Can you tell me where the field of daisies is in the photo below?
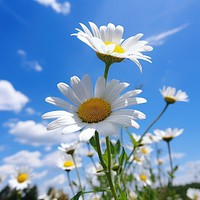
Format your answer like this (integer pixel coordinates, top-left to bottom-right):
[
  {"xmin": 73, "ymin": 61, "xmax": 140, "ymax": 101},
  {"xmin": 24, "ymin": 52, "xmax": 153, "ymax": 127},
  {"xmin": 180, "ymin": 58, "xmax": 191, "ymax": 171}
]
[{"xmin": 1, "ymin": 22, "xmax": 200, "ymax": 200}]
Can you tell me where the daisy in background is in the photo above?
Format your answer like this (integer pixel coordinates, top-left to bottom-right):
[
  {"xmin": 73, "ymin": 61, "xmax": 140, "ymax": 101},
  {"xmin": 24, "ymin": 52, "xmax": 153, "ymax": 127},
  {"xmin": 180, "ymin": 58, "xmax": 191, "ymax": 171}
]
[
  {"xmin": 160, "ymin": 86, "xmax": 189, "ymax": 104},
  {"xmin": 186, "ymin": 188, "xmax": 200, "ymax": 200},
  {"xmin": 72, "ymin": 22, "xmax": 153, "ymax": 71},
  {"xmin": 58, "ymin": 141, "xmax": 79, "ymax": 155},
  {"xmin": 8, "ymin": 166, "xmax": 32, "ymax": 191},
  {"xmin": 57, "ymin": 152, "xmax": 82, "ymax": 171},
  {"xmin": 154, "ymin": 128, "xmax": 184, "ymax": 142},
  {"xmin": 135, "ymin": 169, "xmax": 151, "ymax": 187},
  {"xmin": 42, "ymin": 74, "xmax": 146, "ymax": 142}
]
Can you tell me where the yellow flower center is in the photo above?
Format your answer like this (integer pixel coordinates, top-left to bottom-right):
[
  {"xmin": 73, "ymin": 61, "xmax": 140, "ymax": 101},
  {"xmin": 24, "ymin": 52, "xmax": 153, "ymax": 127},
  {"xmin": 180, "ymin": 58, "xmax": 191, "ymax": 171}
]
[
  {"xmin": 63, "ymin": 160, "xmax": 74, "ymax": 168},
  {"xmin": 78, "ymin": 98, "xmax": 111, "ymax": 123},
  {"xmin": 164, "ymin": 96, "xmax": 176, "ymax": 104},
  {"xmin": 141, "ymin": 148, "xmax": 148, "ymax": 154},
  {"xmin": 104, "ymin": 41, "xmax": 125, "ymax": 54},
  {"xmin": 17, "ymin": 173, "xmax": 28, "ymax": 183},
  {"xmin": 140, "ymin": 174, "xmax": 147, "ymax": 182}
]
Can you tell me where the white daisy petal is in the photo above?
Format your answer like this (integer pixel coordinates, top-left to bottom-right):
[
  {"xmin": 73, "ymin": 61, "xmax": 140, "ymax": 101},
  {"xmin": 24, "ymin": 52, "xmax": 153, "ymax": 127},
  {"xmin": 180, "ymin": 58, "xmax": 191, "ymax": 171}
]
[
  {"xmin": 57, "ymin": 82, "xmax": 81, "ymax": 106},
  {"xmin": 89, "ymin": 21, "xmax": 101, "ymax": 38},
  {"xmin": 45, "ymin": 97, "xmax": 77, "ymax": 110},
  {"xmin": 95, "ymin": 76, "xmax": 106, "ymax": 97},
  {"xmin": 79, "ymin": 127, "xmax": 96, "ymax": 142},
  {"xmin": 42, "ymin": 110, "xmax": 73, "ymax": 119}
]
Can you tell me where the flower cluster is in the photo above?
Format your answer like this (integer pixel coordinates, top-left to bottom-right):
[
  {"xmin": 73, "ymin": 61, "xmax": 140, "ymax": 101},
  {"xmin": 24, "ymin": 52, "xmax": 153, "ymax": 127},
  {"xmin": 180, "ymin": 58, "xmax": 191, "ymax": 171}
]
[{"xmin": 3, "ymin": 22, "xmax": 190, "ymax": 200}]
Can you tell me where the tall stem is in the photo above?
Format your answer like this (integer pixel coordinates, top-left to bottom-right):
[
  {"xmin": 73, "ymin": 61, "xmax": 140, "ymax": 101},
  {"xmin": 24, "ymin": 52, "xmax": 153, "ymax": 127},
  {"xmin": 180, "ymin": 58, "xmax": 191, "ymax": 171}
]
[
  {"xmin": 71, "ymin": 155, "xmax": 84, "ymax": 200},
  {"xmin": 95, "ymin": 132, "xmax": 118, "ymax": 200},
  {"xmin": 106, "ymin": 136, "xmax": 118, "ymax": 200},
  {"xmin": 104, "ymin": 62, "xmax": 111, "ymax": 81},
  {"xmin": 125, "ymin": 103, "xmax": 169, "ymax": 170},
  {"xmin": 66, "ymin": 170, "xmax": 75, "ymax": 196},
  {"xmin": 140, "ymin": 103, "xmax": 169, "ymax": 141},
  {"xmin": 167, "ymin": 141, "xmax": 173, "ymax": 175}
]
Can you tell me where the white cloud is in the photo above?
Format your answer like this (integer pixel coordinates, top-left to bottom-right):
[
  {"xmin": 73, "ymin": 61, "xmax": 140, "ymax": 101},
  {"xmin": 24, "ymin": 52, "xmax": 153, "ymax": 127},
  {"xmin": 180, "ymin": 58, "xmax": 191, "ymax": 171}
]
[
  {"xmin": 161, "ymin": 152, "xmax": 185, "ymax": 164},
  {"xmin": 33, "ymin": 170, "xmax": 48, "ymax": 180},
  {"xmin": 35, "ymin": 0, "xmax": 70, "ymax": 15},
  {"xmin": 7, "ymin": 120, "xmax": 79, "ymax": 146},
  {"xmin": 146, "ymin": 24, "xmax": 188, "ymax": 46},
  {"xmin": 43, "ymin": 174, "xmax": 67, "ymax": 187},
  {"xmin": 3, "ymin": 150, "xmax": 43, "ymax": 168},
  {"xmin": 174, "ymin": 160, "xmax": 200, "ymax": 185},
  {"xmin": 17, "ymin": 49, "xmax": 43, "ymax": 72},
  {"xmin": 0, "ymin": 80, "xmax": 29, "ymax": 112}
]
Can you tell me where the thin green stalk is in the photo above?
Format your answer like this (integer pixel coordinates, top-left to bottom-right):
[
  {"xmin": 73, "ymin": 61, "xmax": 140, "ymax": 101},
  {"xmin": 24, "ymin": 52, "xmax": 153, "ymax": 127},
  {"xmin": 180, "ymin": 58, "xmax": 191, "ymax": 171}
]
[
  {"xmin": 140, "ymin": 103, "xmax": 169, "ymax": 141},
  {"xmin": 94, "ymin": 131, "xmax": 107, "ymax": 170},
  {"xmin": 124, "ymin": 103, "xmax": 169, "ymax": 171},
  {"xmin": 66, "ymin": 170, "xmax": 75, "ymax": 196},
  {"xmin": 167, "ymin": 141, "xmax": 173, "ymax": 176},
  {"xmin": 71, "ymin": 155, "xmax": 84, "ymax": 200},
  {"xmin": 106, "ymin": 136, "xmax": 118, "ymax": 200},
  {"xmin": 104, "ymin": 62, "xmax": 112, "ymax": 81},
  {"xmin": 95, "ymin": 132, "xmax": 118, "ymax": 200}
]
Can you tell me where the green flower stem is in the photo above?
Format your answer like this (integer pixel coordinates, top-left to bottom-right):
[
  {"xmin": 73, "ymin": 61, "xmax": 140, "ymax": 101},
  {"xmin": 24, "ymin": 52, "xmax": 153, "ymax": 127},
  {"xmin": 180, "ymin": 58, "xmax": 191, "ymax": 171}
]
[
  {"xmin": 66, "ymin": 170, "xmax": 75, "ymax": 196},
  {"xmin": 104, "ymin": 62, "xmax": 112, "ymax": 81},
  {"xmin": 167, "ymin": 141, "xmax": 173, "ymax": 176},
  {"xmin": 125, "ymin": 103, "xmax": 169, "ymax": 170},
  {"xmin": 94, "ymin": 132, "xmax": 118, "ymax": 200},
  {"xmin": 94, "ymin": 131, "xmax": 107, "ymax": 169},
  {"xmin": 106, "ymin": 136, "xmax": 118, "ymax": 200},
  {"xmin": 17, "ymin": 190, "xmax": 22, "ymax": 200},
  {"xmin": 139, "ymin": 103, "xmax": 169, "ymax": 141},
  {"xmin": 71, "ymin": 154, "xmax": 84, "ymax": 200}
]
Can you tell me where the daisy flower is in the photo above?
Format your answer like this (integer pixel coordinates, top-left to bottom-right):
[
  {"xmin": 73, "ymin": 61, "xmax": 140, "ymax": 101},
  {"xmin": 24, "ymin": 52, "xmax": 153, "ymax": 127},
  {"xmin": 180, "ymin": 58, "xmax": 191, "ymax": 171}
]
[
  {"xmin": 138, "ymin": 145, "xmax": 153, "ymax": 156},
  {"xmin": 135, "ymin": 170, "xmax": 151, "ymax": 187},
  {"xmin": 154, "ymin": 128, "xmax": 184, "ymax": 142},
  {"xmin": 72, "ymin": 22, "xmax": 153, "ymax": 71},
  {"xmin": 8, "ymin": 166, "xmax": 32, "ymax": 190},
  {"xmin": 187, "ymin": 188, "xmax": 200, "ymax": 200},
  {"xmin": 58, "ymin": 141, "xmax": 78, "ymax": 155},
  {"xmin": 160, "ymin": 86, "xmax": 189, "ymax": 104},
  {"xmin": 42, "ymin": 74, "xmax": 146, "ymax": 142},
  {"xmin": 57, "ymin": 153, "xmax": 82, "ymax": 171}
]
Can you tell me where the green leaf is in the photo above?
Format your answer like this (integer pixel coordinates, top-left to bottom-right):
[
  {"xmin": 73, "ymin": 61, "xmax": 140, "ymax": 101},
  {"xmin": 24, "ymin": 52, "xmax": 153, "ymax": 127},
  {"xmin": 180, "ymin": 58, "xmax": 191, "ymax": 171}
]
[
  {"xmin": 173, "ymin": 165, "xmax": 178, "ymax": 172},
  {"xmin": 118, "ymin": 147, "xmax": 127, "ymax": 166},
  {"xmin": 71, "ymin": 191, "xmax": 82, "ymax": 200},
  {"xmin": 114, "ymin": 140, "xmax": 121, "ymax": 155},
  {"xmin": 129, "ymin": 133, "xmax": 139, "ymax": 147},
  {"xmin": 117, "ymin": 184, "xmax": 128, "ymax": 200}
]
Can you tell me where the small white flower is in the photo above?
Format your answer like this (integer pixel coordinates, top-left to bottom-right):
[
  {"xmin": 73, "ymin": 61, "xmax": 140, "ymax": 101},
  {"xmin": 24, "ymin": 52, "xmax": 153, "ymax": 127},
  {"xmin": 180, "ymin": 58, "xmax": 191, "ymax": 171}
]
[
  {"xmin": 160, "ymin": 86, "xmax": 189, "ymax": 104},
  {"xmin": 42, "ymin": 74, "xmax": 146, "ymax": 142},
  {"xmin": 8, "ymin": 166, "xmax": 32, "ymax": 190},
  {"xmin": 135, "ymin": 170, "xmax": 151, "ymax": 186},
  {"xmin": 154, "ymin": 128, "xmax": 184, "ymax": 142},
  {"xmin": 187, "ymin": 188, "xmax": 200, "ymax": 200},
  {"xmin": 138, "ymin": 145, "xmax": 153, "ymax": 156},
  {"xmin": 143, "ymin": 133, "xmax": 161, "ymax": 143},
  {"xmin": 72, "ymin": 22, "xmax": 153, "ymax": 71},
  {"xmin": 58, "ymin": 142, "xmax": 78, "ymax": 154},
  {"xmin": 57, "ymin": 153, "xmax": 82, "ymax": 171}
]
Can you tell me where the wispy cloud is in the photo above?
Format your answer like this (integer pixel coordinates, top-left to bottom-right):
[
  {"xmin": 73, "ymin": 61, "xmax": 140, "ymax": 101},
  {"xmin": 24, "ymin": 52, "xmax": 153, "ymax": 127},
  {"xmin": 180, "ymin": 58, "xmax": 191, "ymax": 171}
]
[
  {"xmin": 0, "ymin": 80, "xmax": 29, "ymax": 112},
  {"xmin": 6, "ymin": 120, "xmax": 79, "ymax": 146},
  {"xmin": 35, "ymin": 0, "xmax": 70, "ymax": 15},
  {"xmin": 17, "ymin": 49, "xmax": 43, "ymax": 72},
  {"xmin": 146, "ymin": 24, "xmax": 188, "ymax": 46}
]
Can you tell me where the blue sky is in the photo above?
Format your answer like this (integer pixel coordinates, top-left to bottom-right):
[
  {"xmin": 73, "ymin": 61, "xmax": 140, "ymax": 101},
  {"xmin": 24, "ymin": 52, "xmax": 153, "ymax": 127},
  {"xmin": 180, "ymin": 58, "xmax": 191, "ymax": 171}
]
[{"xmin": 0, "ymin": 0, "xmax": 200, "ymax": 196}]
